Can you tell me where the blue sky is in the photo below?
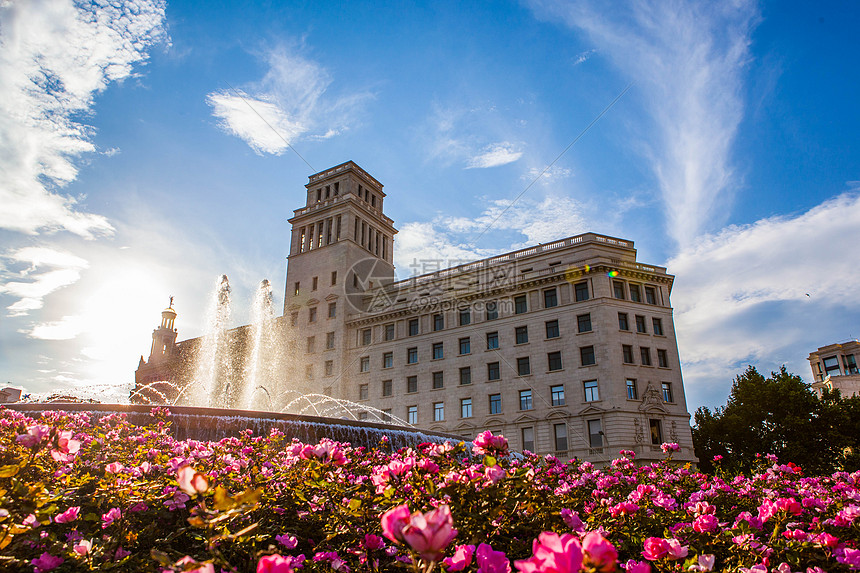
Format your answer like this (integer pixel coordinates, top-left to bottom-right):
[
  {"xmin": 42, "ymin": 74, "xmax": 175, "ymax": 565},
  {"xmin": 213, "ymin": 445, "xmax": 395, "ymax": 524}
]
[{"xmin": 1, "ymin": 0, "xmax": 858, "ymax": 410}]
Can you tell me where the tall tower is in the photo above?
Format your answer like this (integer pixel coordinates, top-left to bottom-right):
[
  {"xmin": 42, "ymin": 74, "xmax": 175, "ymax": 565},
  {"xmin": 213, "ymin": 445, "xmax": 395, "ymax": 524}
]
[
  {"xmin": 149, "ymin": 298, "xmax": 178, "ymax": 363},
  {"xmin": 284, "ymin": 161, "xmax": 398, "ymax": 397}
]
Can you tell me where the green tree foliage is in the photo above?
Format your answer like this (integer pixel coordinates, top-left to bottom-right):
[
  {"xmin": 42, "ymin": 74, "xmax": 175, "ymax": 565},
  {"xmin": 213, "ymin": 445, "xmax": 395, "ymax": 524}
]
[{"xmin": 693, "ymin": 365, "xmax": 860, "ymax": 475}]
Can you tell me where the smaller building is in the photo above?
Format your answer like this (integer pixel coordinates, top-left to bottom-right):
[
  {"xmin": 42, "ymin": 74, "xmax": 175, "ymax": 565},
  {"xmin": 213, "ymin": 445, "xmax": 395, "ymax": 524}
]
[
  {"xmin": 0, "ymin": 387, "xmax": 22, "ymax": 403},
  {"xmin": 808, "ymin": 340, "xmax": 860, "ymax": 398}
]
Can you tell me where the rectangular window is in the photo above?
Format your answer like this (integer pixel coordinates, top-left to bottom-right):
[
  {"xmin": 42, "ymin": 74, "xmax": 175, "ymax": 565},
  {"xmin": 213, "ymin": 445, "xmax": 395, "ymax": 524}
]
[
  {"xmin": 574, "ymin": 282, "xmax": 589, "ymax": 301},
  {"xmin": 359, "ymin": 384, "xmax": 368, "ymax": 400},
  {"xmin": 588, "ymin": 419, "xmax": 603, "ymax": 448},
  {"xmin": 622, "ymin": 345, "xmax": 634, "ymax": 364},
  {"xmin": 407, "ymin": 405, "xmax": 418, "ymax": 425},
  {"xmin": 486, "ymin": 301, "xmax": 498, "ymax": 320},
  {"xmin": 328, "ymin": 302, "xmax": 337, "ymax": 319},
  {"xmin": 459, "ymin": 367, "xmax": 471, "ymax": 386},
  {"xmin": 459, "ymin": 337, "xmax": 471, "ymax": 355},
  {"xmin": 459, "ymin": 309, "xmax": 471, "ymax": 326},
  {"xmin": 433, "ymin": 313, "xmax": 444, "ymax": 331},
  {"xmin": 325, "ymin": 360, "xmax": 333, "ymax": 376},
  {"xmin": 294, "ymin": 282, "xmax": 300, "ymax": 296},
  {"xmin": 554, "ymin": 423, "xmax": 568, "ymax": 451},
  {"xmin": 326, "ymin": 332, "xmax": 335, "ymax": 349},
  {"xmin": 290, "ymin": 312, "xmax": 298, "ymax": 327},
  {"xmin": 650, "ymin": 419, "xmax": 663, "ymax": 445},
  {"xmin": 434, "ymin": 402, "xmax": 444, "ymax": 422},
  {"xmin": 583, "ymin": 380, "xmax": 599, "ymax": 402},
  {"xmin": 517, "ymin": 357, "xmax": 531, "ymax": 376},
  {"xmin": 407, "ymin": 347, "xmax": 418, "ymax": 364},
  {"xmin": 409, "ymin": 318, "xmax": 419, "ymax": 336},
  {"xmin": 521, "ymin": 427, "xmax": 535, "ymax": 452},
  {"xmin": 331, "ymin": 271, "xmax": 337, "ymax": 285},
  {"xmin": 306, "ymin": 336, "xmax": 315, "ymax": 354},
  {"xmin": 657, "ymin": 349, "xmax": 669, "ymax": 368},
  {"xmin": 548, "ymin": 351, "xmax": 563, "ymax": 371},
  {"xmin": 652, "ymin": 318, "xmax": 664, "ymax": 335},
  {"xmin": 489, "ymin": 393, "xmax": 502, "ymax": 414},
  {"xmin": 640, "ymin": 347, "xmax": 652, "ymax": 366},
  {"xmin": 580, "ymin": 346, "xmax": 595, "ymax": 366},
  {"xmin": 312, "ymin": 276, "xmax": 318, "ymax": 291},
  {"xmin": 551, "ymin": 384, "xmax": 565, "ymax": 406},
  {"xmin": 635, "ymin": 315, "xmax": 647, "ymax": 334},
  {"xmin": 577, "ymin": 313, "xmax": 592, "ymax": 333},
  {"xmin": 515, "ymin": 326, "xmax": 529, "ymax": 344},
  {"xmin": 626, "ymin": 379, "xmax": 638, "ymax": 400},
  {"xmin": 544, "ymin": 288, "xmax": 558, "ymax": 308},
  {"xmin": 383, "ymin": 352, "xmax": 393, "ymax": 369},
  {"xmin": 487, "ymin": 362, "xmax": 500, "ymax": 381},
  {"xmin": 360, "ymin": 356, "xmax": 370, "ymax": 372},
  {"xmin": 519, "ymin": 389, "xmax": 533, "ymax": 410},
  {"xmin": 407, "ymin": 376, "xmax": 418, "ymax": 393},
  {"xmin": 662, "ymin": 382, "xmax": 674, "ymax": 403},
  {"xmin": 823, "ymin": 356, "xmax": 841, "ymax": 376},
  {"xmin": 630, "ymin": 284, "xmax": 642, "ymax": 303},
  {"xmin": 545, "ymin": 320, "xmax": 560, "ymax": 339},
  {"xmin": 514, "ymin": 295, "xmax": 528, "ymax": 314},
  {"xmin": 845, "ymin": 354, "xmax": 860, "ymax": 375},
  {"xmin": 432, "ymin": 371, "xmax": 444, "ymax": 389},
  {"xmin": 382, "ymin": 379, "xmax": 393, "ymax": 397},
  {"xmin": 645, "ymin": 286, "xmax": 657, "ymax": 305},
  {"xmin": 384, "ymin": 323, "xmax": 395, "ymax": 341},
  {"xmin": 432, "ymin": 342, "xmax": 444, "ymax": 360},
  {"xmin": 613, "ymin": 281, "xmax": 625, "ymax": 299},
  {"xmin": 361, "ymin": 328, "xmax": 372, "ymax": 345},
  {"xmin": 461, "ymin": 398, "xmax": 473, "ymax": 418},
  {"xmin": 309, "ymin": 307, "xmax": 317, "ymax": 323},
  {"xmin": 618, "ymin": 312, "xmax": 629, "ymax": 331},
  {"xmin": 487, "ymin": 331, "xmax": 499, "ymax": 350}
]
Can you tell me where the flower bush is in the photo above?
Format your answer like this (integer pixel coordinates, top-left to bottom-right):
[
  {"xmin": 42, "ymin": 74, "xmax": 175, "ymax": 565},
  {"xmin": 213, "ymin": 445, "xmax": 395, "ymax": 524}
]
[{"xmin": 1, "ymin": 409, "xmax": 860, "ymax": 572}]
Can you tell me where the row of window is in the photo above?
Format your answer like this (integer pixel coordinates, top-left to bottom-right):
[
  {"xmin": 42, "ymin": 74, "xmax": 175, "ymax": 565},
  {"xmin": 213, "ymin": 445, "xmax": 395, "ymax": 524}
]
[
  {"xmin": 292, "ymin": 272, "xmax": 339, "ymax": 298},
  {"xmin": 814, "ymin": 353, "xmax": 859, "ymax": 381},
  {"xmin": 612, "ymin": 281, "xmax": 660, "ymax": 305}
]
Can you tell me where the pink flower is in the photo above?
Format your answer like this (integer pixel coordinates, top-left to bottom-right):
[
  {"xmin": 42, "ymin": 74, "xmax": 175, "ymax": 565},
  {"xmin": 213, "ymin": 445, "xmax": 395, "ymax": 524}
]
[
  {"xmin": 692, "ymin": 514, "xmax": 719, "ymax": 533},
  {"xmin": 177, "ymin": 466, "xmax": 209, "ymax": 495},
  {"xmin": 476, "ymin": 543, "xmax": 511, "ymax": 573},
  {"xmin": 164, "ymin": 492, "xmax": 190, "ymax": 511},
  {"xmin": 276, "ymin": 533, "xmax": 298, "ymax": 548},
  {"xmin": 31, "ymin": 552, "xmax": 63, "ymax": 572},
  {"xmin": 175, "ymin": 556, "xmax": 216, "ymax": 573},
  {"xmin": 23, "ymin": 513, "xmax": 38, "ymax": 527},
  {"xmin": 660, "ymin": 443, "xmax": 680, "ymax": 453},
  {"xmin": 380, "ymin": 504, "xmax": 412, "ymax": 543},
  {"xmin": 515, "ymin": 532, "xmax": 583, "ymax": 573},
  {"xmin": 624, "ymin": 560, "xmax": 651, "ymax": 573},
  {"xmin": 258, "ymin": 554, "xmax": 295, "ymax": 573},
  {"xmin": 443, "ymin": 544, "xmax": 475, "ymax": 571},
  {"xmin": 664, "ymin": 539, "xmax": 688, "ymax": 560},
  {"xmin": 472, "ymin": 431, "xmax": 509, "ymax": 456},
  {"xmin": 73, "ymin": 539, "xmax": 92, "ymax": 556},
  {"xmin": 689, "ymin": 554, "xmax": 715, "ymax": 572},
  {"xmin": 641, "ymin": 538, "xmax": 668, "ymax": 561},
  {"xmin": 55, "ymin": 506, "xmax": 80, "ymax": 524},
  {"xmin": 484, "ymin": 465, "xmax": 506, "ymax": 484},
  {"xmin": 362, "ymin": 534, "xmax": 385, "ymax": 551},
  {"xmin": 105, "ymin": 462, "xmax": 124, "ymax": 474},
  {"xmin": 56, "ymin": 430, "xmax": 80, "ymax": 454},
  {"xmin": 560, "ymin": 509, "xmax": 585, "ymax": 533},
  {"xmin": 101, "ymin": 507, "xmax": 121, "ymax": 528},
  {"xmin": 582, "ymin": 531, "xmax": 618, "ymax": 572},
  {"xmin": 401, "ymin": 504, "xmax": 458, "ymax": 561},
  {"xmin": 16, "ymin": 424, "xmax": 50, "ymax": 448}
]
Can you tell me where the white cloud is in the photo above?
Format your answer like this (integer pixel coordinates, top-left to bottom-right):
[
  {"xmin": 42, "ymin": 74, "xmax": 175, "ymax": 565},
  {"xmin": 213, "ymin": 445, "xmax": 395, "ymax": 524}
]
[
  {"xmin": 466, "ymin": 142, "xmax": 524, "ymax": 169},
  {"xmin": 522, "ymin": 165, "xmax": 573, "ymax": 184},
  {"xmin": 0, "ymin": 246, "xmax": 89, "ymax": 316},
  {"xmin": 207, "ymin": 46, "xmax": 372, "ymax": 154},
  {"xmin": 573, "ymin": 49, "xmax": 597, "ymax": 65},
  {"xmin": 528, "ymin": 0, "xmax": 759, "ymax": 246},
  {"xmin": 0, "ymin": 0, "xmax": 168, "ymax": 237},
  {"xmin": 24, "ymin": 315, "xmax": 87, "ymax": 340}
]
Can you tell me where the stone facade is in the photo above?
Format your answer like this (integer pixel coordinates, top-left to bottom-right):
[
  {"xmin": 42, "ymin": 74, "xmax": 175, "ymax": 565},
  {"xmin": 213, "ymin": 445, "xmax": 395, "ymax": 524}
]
[{"xmin": 808, "ymin": 340, "xmax": 860, "ymax": 398}]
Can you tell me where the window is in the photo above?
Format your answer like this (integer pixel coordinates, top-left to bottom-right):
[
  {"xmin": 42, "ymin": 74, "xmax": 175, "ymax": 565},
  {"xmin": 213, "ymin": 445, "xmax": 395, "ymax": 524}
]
[
  {"xmin": 461, "ymin": 398, "xmax": 472, "ymax": 418},
  {"xmin": 408, "ymin": 319, "xmax": 419, "ymax": 336},
  {"xmin": 487, "ymin": 331, "xmax": 499, "ymax": 350},
  {"xmin": 487, "ymin": 362, "xmax": 500, "ymax": 381},
  {"xmin": 823, "ymin": 356, "xmax": 841, "ymax": 377},
  {"xmin": 545, "ymin": 320, "xmax": 560, "ymax": 339},
  {"xmin": 293, "ymin": 282, "xmax": 300, "ymax": 296},
  {"xmin": 613, "ymin": 281, "xmax": 625, "ymax": 299},
  {"xmin": 459, "ymin": 309, "xmax": 471, "ymax": 326},
  {"xmin": 640, "ymin": 347, "xmax": 652, "ymax": 366},
  {"xmin": 290, "ymin": 312, "xmax": 298, "ymax": 327},
  {"xmin": 626, "ymin": 379, "xmax": 638, "ymax": 400},
  {"xmin": 548, "ymin": 351, "xmax": 563, "ymax": 371},
  {"xmin": 489, "ymin": 393, "xmax": 502, "ymax": 414},
  {"xmin": 407, "ymin": 347, "xmax": 418, "ymax": 364},
  {"xmin": 359, "ymin": 384, "xmax": 368, "ymax": 400},
  {"xmin": 622, "ymin": 345, "xmax": 634, "ymax": 364},
  {"xmin": 652, "ymin": 318, "xmax": 664, "ymax": 335},
  {"xmin": 662, "ymin": 382, "xmax": 674, "ymax": 403},
  {"xmin": 514, "ymin": 295, "xmax": 528, "ymax": 314},
  {"xmin": 635, "ymin": 315, "xmax": 647, "ymax": 334},
  {"xmin": 306, "ymin": 336, "xmax": 315, "ymax": 354},
  {"xmin": 312, "ymin": 276, "xmax": 318, "ymax": 291},
  {"xmin": 583, "ymin": 380, "xmax": 599, "ymax": 402},
  {"xmin": 588, "ymin": 419, "xmax": 603, "ymax": 448},
  {"xmin": 580, "ymin": 346, "xmax": 595, "ymax": 366},
  {"xmin": 407, "ymin": 376, "xmax": 418, "ymax": 393},
  {"xmin": 360, "ymin": 356, "xmax": 370, "ymax": 372},
  {"xmin": 517, "ymin": 357, "xmax": 531, "ymax": 376},
  {"xmin": 577, "ymin": 313, "xmax": 592, "ymax": 333},
  {"xmin": 629, "ymin": 284, "xmax": 642, "ymax": 303},
  {"xmin": 384, "ymin": 323, "xmax": 395, "ymax": 341},
  {"xmin": 845, "ymin": 354, "xmax": 860, "ymax": 375},
  {"xmin": 551, "ymin": 385, "xmax": 565, "ymax": 406},
  {"xmin": 325, "ymin": 360, "xmax": 333, "ymax": 376},
  {"xmin": 382, "ymin": 379, "xmax": 393, "ymax": 397},
  {"xmin": 574, "ymin": 282, "xmax": 589, "ymax": 301},
  {"xmin": 434, "ymin": 402, "xmax": 445, "ymax": 422},
  {"xmin": 519, "ymin": 389, "xmax": 533, "ymax": 410},
  {"xmin": 383, "ymin": 352, "xmax": 393, "ymax": 369},
  {"xmin": 650, "ymin": 419, "xmax": 663, "ymax": 444},
  {"xmin": 309, "ymin": 307, "xmax": 317, "ymax": 323},
  {"xmin": 618, "ymin": 312, "xmax": 629, "ymax": 331},
  {"xmin": 358, "ymin": 411, "xmax": 368, "ymax": 421},
  {"xmin": 407, "ymin": 405, "xmax": 418, "ymax": 425},
  {"xmin": 433, "ymin": 342, "xmax": 444, "ymax": 360},
  {"xmin": 522, "ymin": 427, "xmax": 535, "ymax": 452},
  {"xmin": 657, "ymin": 349, "xmax": 669, "ymax": 368},
  {"xmin": 515, "ymin": 326, "xmax": 529, "ymax": 344},
  {"xmin": 544, "ymin": 288, "xmax": 558, "ymax": 308},
  {"xmin": 459, "ymin": 337, "xmax": 471, "ymax": 355},
  {"xmin": 331, "ymin": 271, "xmax": 337, "ymax": 286},
  {"xmin": 554, "ymin": 423, "xmax": 568, "ymax": 451},
  {"xmin": 432, "ymin": 371, "xmax": 444, "ymax": 389},
  {"xmin": 486, "ymin": 301, "xmax": 498, "ymax": 320},
  {"xmin": 460, "ymin": 367, "xmax": 471, "ymax": 385},
  {"xmin": 645, "ymin": 286, "xmax": 657, "ymax": 305},
  {"xmin": 361, "ymin": 328, "xmax": 372, "ymax": 345},
  {"xmin": 326, "ymin": 332, "xmax": 335, "ymax": 350},
  {"xmin": 433, "ymin": 313, "xmax": 444, "ymax": 331}
]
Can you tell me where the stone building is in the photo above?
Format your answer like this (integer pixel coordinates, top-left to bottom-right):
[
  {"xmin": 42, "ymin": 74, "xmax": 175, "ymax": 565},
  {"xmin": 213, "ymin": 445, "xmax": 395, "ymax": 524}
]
[
  {"xmin": 808, "ymin": 340, "xmax": 860, "ymax": 398},
  {"xmin": 135, "ymin": 160, "xmax": 695, "ymax": 463}
]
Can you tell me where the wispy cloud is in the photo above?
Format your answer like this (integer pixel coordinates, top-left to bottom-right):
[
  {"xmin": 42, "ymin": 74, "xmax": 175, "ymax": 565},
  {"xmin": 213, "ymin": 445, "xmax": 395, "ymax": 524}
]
[
  {"xmin": 0, "ymin": 0, "xmax": 168, "ymax": 237},
  {"xmin": 24, "ymin": 315, "xmax": 87, "ymax": 340},
  {"xmin": 528, "ymin": 0, "xmax": 759, "ymax": 246},
  {"xmin": 466, "ymin": 143, "xmax": 524, "ymax": 169},
  {"xmin": 522, "ymin": 165, "xmax": 573, "ymax": 184},
  {"xmin": 207, "ymin": 45, "xmax": 373, "ymax": 154},
  {"xmin": 0, "ymin": 247, "xmax": 89, "ymax": 316}
]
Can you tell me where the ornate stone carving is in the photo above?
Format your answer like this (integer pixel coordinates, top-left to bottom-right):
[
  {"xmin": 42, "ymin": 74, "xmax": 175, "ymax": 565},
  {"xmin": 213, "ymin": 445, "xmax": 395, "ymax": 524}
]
[{"xmin": 634, "ymin": 418, "xmax": 644, "ymax": 443}]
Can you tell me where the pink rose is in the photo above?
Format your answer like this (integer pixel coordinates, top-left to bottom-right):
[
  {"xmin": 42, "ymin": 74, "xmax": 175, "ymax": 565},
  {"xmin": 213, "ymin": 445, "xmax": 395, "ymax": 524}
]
[
  {"xmin": 31, "ymin": 552, "xmax": 63, "ymax": 572},
  {"xmin": 401, "ymin": 504, "xmax": 458, "ymax": 562},
  {"xmin": 105, "ymin": 462, "xmax": 124, "ymax": 474},
  {"xmin": 73, "ymin": 539, "xmax": 92, "ymax": 556},
  {"xmin": 665, "ymin": 539, "xmax": 688, "ymax": 560},
  {"xmin": 476, "ymin": 543, "xmax": 511, "ymax": 573},
  {"xmin": 55, "ymin": 506, "xmax": 80, "ymax": 524},
  {"xmin": 692, "ymin": 514, "xmax": 719, "ymax": 533},
  {"xmin": 177, "ymin": 466, "xmax": 209, "ymax": 496},
  {"xmin": 276, "ymin": 533, "xmax": 298, "ymax": 549},
  {"xmin": 101, "ymin": 507, "xmax": 121, "ymax": 529},
  {"xmin": 443, "ymin": 544, "xmax": 475, "ymax": 571},
  {"xmin": 380, "ymin": 504, "xmax": 412, "ymax": 543},
  {"xmin": 641, "ymin": 538, "xmax": 668, "ymax": 561},
  {"xmin": 16, "ymin": 424, "xmax": 50, "ymax": 448},
  {"xmin": 472, "ymin": 431, "xmax": 509, "ymax": 456},
  {"xmin": 258, "ymin": 554, "xmax": 294, "ymax": 573},
  {"xmin": 515, "ymin": 532, "xmax": 583, "ymax": 573},
  {"xmin": 582, "ymin": 531, "xmax": 618, "ymax": 572},
  {"xmin": 625, "ymin": 560, "xmax": 652, "ymax": 573}
]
